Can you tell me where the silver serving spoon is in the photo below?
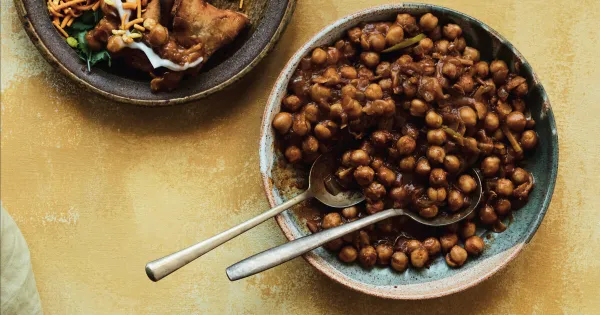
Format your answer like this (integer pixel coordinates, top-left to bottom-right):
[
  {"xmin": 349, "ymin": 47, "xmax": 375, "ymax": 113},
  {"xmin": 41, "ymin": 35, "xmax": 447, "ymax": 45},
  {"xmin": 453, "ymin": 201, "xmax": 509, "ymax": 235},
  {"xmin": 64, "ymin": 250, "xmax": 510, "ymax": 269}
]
[
  {"xmin": 226, "ymin": 169, "xmax": 483, "ymax": 281},
  {"xmin": 145, "ymin": 153, "xmax": 364, "ymax": 281}
]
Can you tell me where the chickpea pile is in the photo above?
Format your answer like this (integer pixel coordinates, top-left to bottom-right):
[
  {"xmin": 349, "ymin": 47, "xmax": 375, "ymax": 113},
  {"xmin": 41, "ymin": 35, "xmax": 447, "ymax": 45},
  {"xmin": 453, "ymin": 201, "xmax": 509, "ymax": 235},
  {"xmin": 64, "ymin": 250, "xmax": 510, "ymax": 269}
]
[{"xmin": 273, "ymin": 12, "xmax": 537, "ymax": 271}]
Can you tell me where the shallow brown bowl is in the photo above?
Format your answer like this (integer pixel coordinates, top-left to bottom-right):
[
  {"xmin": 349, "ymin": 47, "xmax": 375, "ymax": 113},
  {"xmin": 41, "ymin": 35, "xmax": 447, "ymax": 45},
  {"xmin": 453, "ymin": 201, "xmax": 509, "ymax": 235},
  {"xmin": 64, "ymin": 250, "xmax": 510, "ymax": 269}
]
[{"xmin": 15, "ymin": 0, "xmax": 296, "ymax": 105}]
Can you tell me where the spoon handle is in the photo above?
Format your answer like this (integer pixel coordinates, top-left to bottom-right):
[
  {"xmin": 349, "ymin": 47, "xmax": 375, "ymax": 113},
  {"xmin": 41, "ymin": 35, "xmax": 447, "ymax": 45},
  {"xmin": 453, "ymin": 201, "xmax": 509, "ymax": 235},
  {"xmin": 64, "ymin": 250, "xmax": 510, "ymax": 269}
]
[
  {"xmin": 145, "ymin": 190, "xmax": 311, "ymax": 282},
  {"xmin": 226, "ymin": 208, "xmax": 401, "ymax": 281}
]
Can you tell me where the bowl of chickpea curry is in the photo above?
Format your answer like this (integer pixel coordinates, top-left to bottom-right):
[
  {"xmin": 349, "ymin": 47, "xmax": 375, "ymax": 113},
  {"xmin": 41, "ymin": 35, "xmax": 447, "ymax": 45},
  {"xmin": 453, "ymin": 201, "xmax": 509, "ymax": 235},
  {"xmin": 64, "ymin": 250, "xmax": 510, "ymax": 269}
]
[{"xmin": 260, "ymin": 4, "xmax": 558, "ymax": 299}]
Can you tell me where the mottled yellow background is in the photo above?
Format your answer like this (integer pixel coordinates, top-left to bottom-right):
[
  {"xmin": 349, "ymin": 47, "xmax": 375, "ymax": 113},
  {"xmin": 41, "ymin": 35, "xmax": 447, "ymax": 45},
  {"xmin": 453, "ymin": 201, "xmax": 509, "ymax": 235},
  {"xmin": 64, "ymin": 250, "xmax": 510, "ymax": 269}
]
[{"xmin": 1, "ymin": 0, "xmax": 599, "ymax": 314}]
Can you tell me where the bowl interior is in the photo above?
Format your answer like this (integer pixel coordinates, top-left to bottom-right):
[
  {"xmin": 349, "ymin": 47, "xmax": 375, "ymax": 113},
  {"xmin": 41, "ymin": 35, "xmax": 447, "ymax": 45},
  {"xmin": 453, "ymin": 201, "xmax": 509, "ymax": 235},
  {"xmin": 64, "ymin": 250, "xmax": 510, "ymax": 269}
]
[
  {"xmin": 259, "ymin": 3, "xmax": 558, "ymax": 299},
  {"xmin": 16, "ymin": 0, "xmax": 294, "ymax": 105}
]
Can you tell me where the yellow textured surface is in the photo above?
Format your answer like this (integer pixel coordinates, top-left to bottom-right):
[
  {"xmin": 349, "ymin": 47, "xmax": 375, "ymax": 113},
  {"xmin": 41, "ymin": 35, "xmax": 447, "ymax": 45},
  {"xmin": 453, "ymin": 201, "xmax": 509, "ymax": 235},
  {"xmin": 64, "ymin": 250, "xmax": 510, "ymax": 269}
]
[{"xmin": 1, "ymin": 0, "xmax": 599, "ymax": 313}]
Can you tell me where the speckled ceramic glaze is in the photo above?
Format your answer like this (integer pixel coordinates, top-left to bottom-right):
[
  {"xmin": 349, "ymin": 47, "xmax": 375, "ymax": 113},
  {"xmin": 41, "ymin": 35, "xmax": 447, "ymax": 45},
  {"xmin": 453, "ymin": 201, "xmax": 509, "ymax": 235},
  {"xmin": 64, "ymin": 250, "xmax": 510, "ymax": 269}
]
[
  {"xmin": 15, "ymin": 0, "xmax": 296, "ymax": 105},
  {"xmin": 259, "ymin": 3, "xmax": 558, "ymax": 299}
]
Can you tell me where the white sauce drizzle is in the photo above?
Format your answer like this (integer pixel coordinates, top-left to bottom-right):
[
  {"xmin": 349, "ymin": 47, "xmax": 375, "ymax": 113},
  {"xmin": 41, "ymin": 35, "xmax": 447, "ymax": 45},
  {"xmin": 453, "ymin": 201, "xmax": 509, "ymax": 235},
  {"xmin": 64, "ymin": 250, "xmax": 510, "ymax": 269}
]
[{"xmin": 112, "ymin": 0, "xmax": 203, "ymax": 71}]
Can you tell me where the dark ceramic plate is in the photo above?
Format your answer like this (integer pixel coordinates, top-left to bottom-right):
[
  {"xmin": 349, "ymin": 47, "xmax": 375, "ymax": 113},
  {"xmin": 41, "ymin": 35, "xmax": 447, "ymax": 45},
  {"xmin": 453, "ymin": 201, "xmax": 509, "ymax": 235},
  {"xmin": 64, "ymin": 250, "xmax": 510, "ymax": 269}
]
[
  {"xmin": 259, "ymin": 4, "xmax": 558, "ymax": 299},
  {"xmin": 15, "ymin": 0, "xmax": 296, "ymax": 105}
]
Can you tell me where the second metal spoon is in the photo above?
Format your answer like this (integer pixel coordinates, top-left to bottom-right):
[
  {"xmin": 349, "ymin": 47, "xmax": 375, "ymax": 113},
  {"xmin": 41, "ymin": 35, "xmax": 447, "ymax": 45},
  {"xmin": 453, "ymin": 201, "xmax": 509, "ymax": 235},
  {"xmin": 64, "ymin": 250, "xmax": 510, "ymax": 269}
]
[{"xmin": 226, "ymin": 169, "xmax": 483, "ymax": 281}]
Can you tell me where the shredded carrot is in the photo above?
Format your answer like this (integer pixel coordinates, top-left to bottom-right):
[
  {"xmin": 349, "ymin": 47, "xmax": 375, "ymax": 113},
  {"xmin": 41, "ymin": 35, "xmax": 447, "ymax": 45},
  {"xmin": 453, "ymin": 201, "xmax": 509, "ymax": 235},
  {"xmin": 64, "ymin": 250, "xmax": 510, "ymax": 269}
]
[
  {"xmin": 67, "ymin": 17, "xmax": 75, "ymax": 26},
  {"xmin": 54, "ymin": 0, "xmax": 86, "ymax": 11},
  {"xmin": 53, "ymin": 22, "xmax": 69, "ymax": 37},
  {"xmin": 53, "ymin": 16, "xmax": 60, "ymax": 24},
  {"xmin": 133, "ymin": 24, "xmax": 145, "ymax": 32},
  {"xmin": 48, "ymin": 5, "xmax": 65, "ymax": 17},
  {"xmin": 91, "ymin": 1, "xmax": 100, "ymax": 10},
  {"xmin": 136, "ymin": 0, "xmax": 141, "ymax": 18},
  {"xmin": 239, "ymin": 0, "xmax": 244, "ymax": 9},
  {"xmin": 122, "ymin": 2, "xmax": 136, "ymax": 9},
  {"xmin": 60, "ymin": 15, "xmax": 71, "ymax": 28},
  {"xmin": 75, "ymin": 3, "xmax": 94, "ymax": 10},
  {"xmin": 121, "ymin": 12, "xmax": 128, "ymax": 29},
  {"xmin": 125, "ymin": 18, "xmax": 143, "ymax": 29}
]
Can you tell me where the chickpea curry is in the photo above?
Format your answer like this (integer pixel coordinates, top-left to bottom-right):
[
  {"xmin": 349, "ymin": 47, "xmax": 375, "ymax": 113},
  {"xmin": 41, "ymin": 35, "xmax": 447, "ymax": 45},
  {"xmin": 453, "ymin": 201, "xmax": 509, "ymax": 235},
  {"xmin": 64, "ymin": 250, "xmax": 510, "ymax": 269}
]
[{"xmin": 272, "ymin": 12, "xmax": 537, "ymax": 271}]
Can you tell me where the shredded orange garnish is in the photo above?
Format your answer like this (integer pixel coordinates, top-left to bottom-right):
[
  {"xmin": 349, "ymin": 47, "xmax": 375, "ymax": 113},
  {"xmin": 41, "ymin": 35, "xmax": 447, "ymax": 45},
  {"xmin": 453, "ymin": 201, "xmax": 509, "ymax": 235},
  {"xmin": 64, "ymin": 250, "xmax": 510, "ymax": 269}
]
[
  {"xmin": 60, "ymin": 15, "xmax": 71, "ymax": 28},
  {"xmin": 122, "ymin": 2, "xmax": 136, "ymax": 9},
  {"xmin": 121, "ymin": 12, "xmax": 128, "ymax": 29},
  {"xmin": 67, "ymin": 17, "xmax": 75, "ymax": 26},
  {"xmin": 53, "ymin": 22, "xmax": 69, "ymax": 37},
  {"xmin": 133, "ymin": 24, "xmax": 145, "ymax": 31},
  {"xmin": 125, "ymin": 18, "xmax": 143, "ymax": 29},
  {"xmin": 239, "ymin": 0, "xmax": 243, "ymax": 9},
  {"xmin": 54, "ymin": 0, "xmax": 86, "ymax": 11},
  {"xmin": 136, "ymin": 0, "xmax": 141, "ymax": 19},
  {"xmin": 91, "ymin": 0, "xmax": 100, "ymax": 10}
]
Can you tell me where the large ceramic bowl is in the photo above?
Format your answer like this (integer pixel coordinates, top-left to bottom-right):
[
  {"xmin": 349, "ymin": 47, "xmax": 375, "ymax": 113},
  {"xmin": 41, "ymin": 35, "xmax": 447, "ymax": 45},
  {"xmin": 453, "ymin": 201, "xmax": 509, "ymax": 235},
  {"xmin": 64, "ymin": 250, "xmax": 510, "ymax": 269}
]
[
  {"xmin": 258, "ymin": 3, "xmax": 558, "ymax": 299},
  {"xmin": 15, "ymin": 0, "xmax": 295, "ymax": 105}
]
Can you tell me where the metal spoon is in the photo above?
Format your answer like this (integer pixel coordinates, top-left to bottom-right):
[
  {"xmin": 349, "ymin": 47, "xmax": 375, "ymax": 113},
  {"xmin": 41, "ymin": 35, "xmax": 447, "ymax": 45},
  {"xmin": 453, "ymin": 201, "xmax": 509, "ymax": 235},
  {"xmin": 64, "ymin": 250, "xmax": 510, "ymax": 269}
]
[
  {"xmin": 145, "ymin": 153, "xmax": 364, "ymax": 281},
  {"xmin": 225, "ymin": 169, "xmax": 483, "ymax": 281}
]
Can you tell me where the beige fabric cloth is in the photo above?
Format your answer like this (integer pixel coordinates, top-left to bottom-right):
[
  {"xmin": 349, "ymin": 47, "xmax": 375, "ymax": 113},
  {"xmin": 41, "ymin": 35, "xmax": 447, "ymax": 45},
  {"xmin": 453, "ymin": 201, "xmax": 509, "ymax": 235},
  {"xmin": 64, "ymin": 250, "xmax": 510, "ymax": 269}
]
[{"xmin": 1, "ymin": 205, "xmax": 43, "ymax": 315}]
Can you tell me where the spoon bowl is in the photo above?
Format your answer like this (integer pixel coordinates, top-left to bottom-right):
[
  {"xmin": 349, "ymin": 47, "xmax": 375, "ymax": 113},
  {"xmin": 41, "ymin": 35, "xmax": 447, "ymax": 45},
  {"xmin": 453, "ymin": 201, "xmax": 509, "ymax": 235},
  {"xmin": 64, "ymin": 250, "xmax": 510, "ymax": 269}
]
[{"xmin": 307, "ymin": 153, "xmax": 365, "ymax": 208}]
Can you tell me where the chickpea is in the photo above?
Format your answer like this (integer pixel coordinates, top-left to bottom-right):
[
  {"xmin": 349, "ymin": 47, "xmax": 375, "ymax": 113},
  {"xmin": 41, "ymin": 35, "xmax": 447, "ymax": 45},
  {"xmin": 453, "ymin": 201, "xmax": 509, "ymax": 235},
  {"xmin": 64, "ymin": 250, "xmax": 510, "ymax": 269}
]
[
  {"xmin": 365, "ymin": 83, "xmax": 383, "ymax": 100},
  {"xmin": 447, "ymin": 189, "xmax": 465, "ymax": 212},
  {"xmin": 446, "ymin": 245, "xmax": 468, "ymax": 267},
  {"xmin": 427, "ymin": 146, "xmax": 446, "ymax": 165},
  {"xmin": 341, "ymin": 151, "xmax": 352, "ymax": 167},
  {"xmin": 463, "ymin": 46, "xmax": 480, "ymax": 62},
  {"xmin": 410, "ymin": 247, "xmax": 429, "ymax": 268},
  {"xmin": 465, "ymin": 236, "xmax": 485, "ymax": 256},
  {"xmin": 521, "ymin": 130, "xmax": 538, "ymax": 150},
  {"xmin": 314, "ymin": 121, "xmax": 335, "ymax": 140},
  {"xmin": 419, "ymin": 205, "xmax": 439, "ymax": 218},
  {"xmin": 397, "ymin": 136, "xmax": 416, "ymax": 155},
  {"xmin": 377, "ymin": 219, "xmax": 393, "ymax": 233},
  {"xmin": 376, "ymin": 244, "xmax": 394, "ymax": 265},
  {"xmin": 359, "ymin": 246, "xmax": 377, "ymax": 268},
  {"xmin": 410, "ymin": 99, "xmax": 429, "ymax": 117},
  {"xmin": 284, "ymin": 146, "xmax": 302, "ymax": 163},
  {"xmin": 427, "ymin": 187, "xmax": 447, "ymax": 202},
  {"xmin": 340, "ymin": 66, "xmax": 358, "ymax": 79},
  {"xmin": 272, "ymin": 112, "xmax": 293, "ymax": 135},
  {"xmin": 442, "ymin": 62, "xmax": 458, "ymax": 79},
  {"xmin": 354, "ymin": 166, "xmax": 375, "ymax": 186},
  {"xmin": 311, "ymin": 47, "xmax": 327, "ymax": 65},
  {"xmin": 426, "ymin": 111, "xmax": 443, "ymax": 129},
  {"xmin": 357, "ymin": 230, "xmax": 370, "ymax": 247},
  {"xmin": 475, "ymin": 61, "xmax": 489, "ymax": 78},
  {"xmin": 405, "ymin": 240, "xmax": 422, "ymax": 253},
  {"xmin": 419, "ymin": 13, "xmax": 438, "ymax": 32},
  {"xmin": 444, "ymin": 155, "xmax": 461, "ymax": 174},
  {"xmin": 423, "ymin": 237, "xmax": 441, "ymax": 256},
  {"xmin": 458, "ymin": 175, "xmax": 477, "ymax": 193},
  {"xmin": 339, "ymin": 246, "xmax": 358, "ymax": 263},
  {"xmin": 106, "ymin": 35, "xmax": 125, "ymax": 53},
  {"xmin": 301, "ymin": 137, "xmax": 319, "ymax": 155},
  {"xmin": 341, "ymin": 84, "xmax": 357, "ymax": 99},
  {"xmin": 479, "ymin": 205, "xmax": 498, "ymax": 224},
  {"xmin": 459, "ymin": 106, "xmax": 477, "ymax": 128},
  {"xmin": 365, "ymin": 182, "xmax": 386, "ymax": 200},
  {"xmin": 322, "ymin": 212, "xmax": 342, "ymax": 229},
  {"xmin": 496, "ymin": 178, "xmax": 514, "ymax": 197},
  {"xmin": 360, "ymin": 52, "xmax": 380, "ymax": 68},
  {"xmin": 347, "ymin": 27, "xmax": 362, "ymax": 43},
  {"xmin": 454, "ymin": 37, "xmax": 467, "ymax": 52},
  {"xmin": 481, "ymin": 156, "xmax": 501, "ymax": 177},
  {"xmin": 350, "ymin": 149, "xmax": 371, "ymax": 166},
  {"xmin": 396, "ymin": 13, "xmax": 417, "ymax": 29},
  {"xmin": 366, "ymin": 200, "xmax": 385, "ymax": 214},
  {"xmin": 506, "ymin": 111, "xmax": 527, "ymax": 132},
  {"xmin": 434, "ymin": 39, "xmax": 450, "ymax": 55},
  {"xmin": 429, "ymin": 25, "xmax": 442, "ymax": 41},
  {"xmin": 283, "ymin": 95, "xmax": 302, "ymax": 112},
  {"xmin": 484, "ymin": 112, "xmax": 500, "ymax": 132},
  {"xmin": 418, "ymin": 38, "xmax": 434, "ymax": 54},
  {"xmin": 342, "ymin": 206, "xmax": 358, "ymax": 219},
  {"xmin": 490, "ymin": 60, "xmax": 509, "ymax": 84},
  {"xmin": 399, "ymin": 156, "xmax": 416, "ymax": 173},
  {"xmin": 368, "ymin": 33, "xmax": 386, "ymax": 52},
  {"xmin": 457, "ymin": 75, "xmax": 475, "ymax": 93},
  {"xmin": 427, "ymin": 129, "xmax": 447, "ymax": 146},
  {"xmin": 460, "ymin": 221, "xmax": 477, "ymax": 239},
  {"xmin": 512, "ymin": 167, "xmax": 529, "ymax": 185},
  {"xmin": 329, "ymin": 103, "xmax": 344, "ymax": 120},
  {"xmin": 379, "ymin": 78, "xmax": 392, "ymax": 91},
  {"xmin": 514, "ymin": 81, "xmax": 529, "ymax": 97},
  {"xmin": 443, "ymin": 24, "xmax": 462, "ymax": 40},
  {"xmin": 377, "ymin": 167, "xmax": 396, "ymax": 187},
  {"xmin": 391, "ymin": 252, "xmax": 409, "ymax": 272},
  {"xmin": 494, "ymin": 198, "xmax": 512, "ymax": 216},
  {"xmin": 415, "ymin": 158, "xmax": 432, "ymax": 176},
  {"xmin": 385, "ymin": 25, "xmax": 404, "ymax": 46},
  {"xmin": 359, "ymin": 141, "xmax": 375, "ymax": 156},
  {"xmin": 374, "ymin": 62, "xmax": 391, "ymax": 78},
  {"xmin": 429, "ymin": 168, "xmax": 448, "ymax": 187},
  {"xmin": 440, "ymin": 233, "xmax": 458, "ymax": 252},
  {"xmin": 371, "ymin": 157, "xmax": 384, "ymax": 170},
  {"xmin": 389, "ymin": 186, "xmax": 409, "ymax": 202}
]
